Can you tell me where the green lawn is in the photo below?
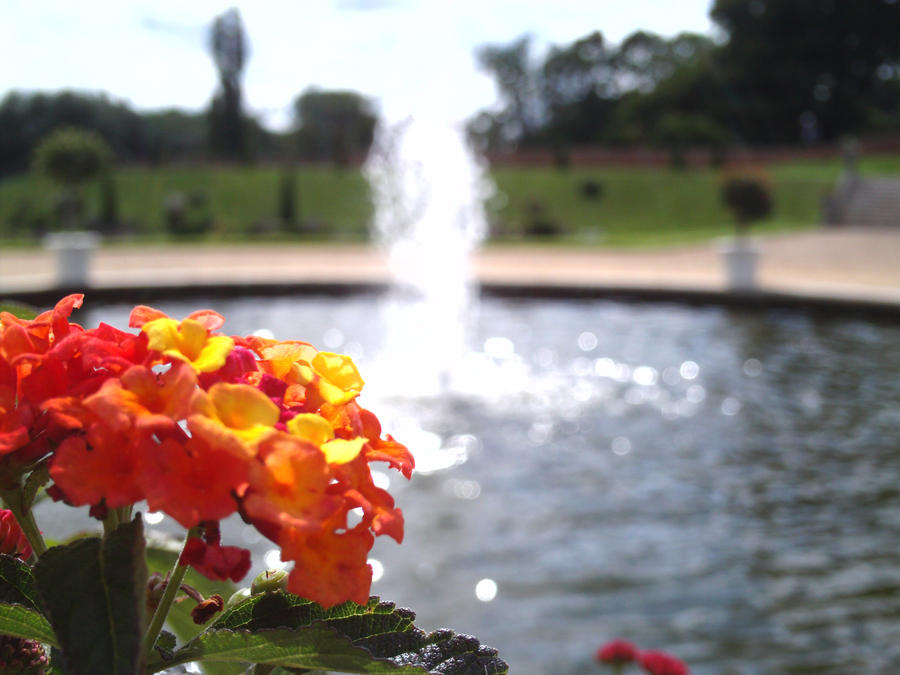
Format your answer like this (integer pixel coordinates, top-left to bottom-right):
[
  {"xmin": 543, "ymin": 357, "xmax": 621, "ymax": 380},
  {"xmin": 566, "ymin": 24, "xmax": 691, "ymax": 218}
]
[
  {"xmin": 0, "ymin": 155, "xmax": 895, "ymax": 248},
  {"xmin": 0, "ymin": 165, "xmax": 373, "ymax": 242}
]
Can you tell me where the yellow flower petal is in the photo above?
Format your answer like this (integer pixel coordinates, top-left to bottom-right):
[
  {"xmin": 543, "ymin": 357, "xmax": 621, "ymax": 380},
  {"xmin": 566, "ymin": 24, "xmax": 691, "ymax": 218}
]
[
  {"xmin": 191, "ymin": 335, "xmax": 234, "ymax": 372},
  {"xmin": 142, "ymin": 317, "xmax": 234, "ymax": 373},
  {"xmin": 313, "ymin": 352, "xmax": 364, "ymax": 391},
  {"xmin": 321, "ymin": 437, "xmax": 366, "ymax": 464},
  {"xmin": 142, "ymin": 318, "xmax": 180, "ymax": 352},
  {"xmin": 311, "ymin": 352, "xmax": 364, "ymax": 405},
  {"xmin": 208, "ymin": 383, "xmax": 280, "ymax": 438},
  {"xmin": 286, "ymin": 413, "xmax": 334, "ymax": 445},
  {"xmin": 177, "ymin": 319, "xmax": 209, "ymax": 360}
]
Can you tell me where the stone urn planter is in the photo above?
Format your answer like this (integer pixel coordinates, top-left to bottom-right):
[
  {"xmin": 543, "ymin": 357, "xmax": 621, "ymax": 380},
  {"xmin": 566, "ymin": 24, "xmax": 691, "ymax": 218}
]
[
  {"xmin": 720, "ymin": 236, "xmax": 759, "ymax": 291},
  {"xmin": 42, "ymin": 230, "xmax": 99, "ymax": 288}
]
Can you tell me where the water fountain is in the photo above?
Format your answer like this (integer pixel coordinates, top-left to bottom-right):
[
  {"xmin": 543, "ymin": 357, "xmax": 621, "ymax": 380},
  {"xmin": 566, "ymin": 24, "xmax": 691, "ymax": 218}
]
[{"xmin": 364, "ymin": 115, "xmax": 492, "ymax": 397}]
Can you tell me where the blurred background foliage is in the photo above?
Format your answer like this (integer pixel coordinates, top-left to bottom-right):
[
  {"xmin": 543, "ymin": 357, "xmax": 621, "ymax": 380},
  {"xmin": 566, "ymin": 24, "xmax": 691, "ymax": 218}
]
[{"xmin": 0, "ymin": 0, "xmax": 897, "ymax": 244}]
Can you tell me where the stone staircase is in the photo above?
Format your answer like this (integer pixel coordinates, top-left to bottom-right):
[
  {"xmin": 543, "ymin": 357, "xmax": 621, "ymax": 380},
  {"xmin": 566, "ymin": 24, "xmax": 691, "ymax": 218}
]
[{"xmin": 825, "ymin": 174, "xmax": 900, "ymax": 226}]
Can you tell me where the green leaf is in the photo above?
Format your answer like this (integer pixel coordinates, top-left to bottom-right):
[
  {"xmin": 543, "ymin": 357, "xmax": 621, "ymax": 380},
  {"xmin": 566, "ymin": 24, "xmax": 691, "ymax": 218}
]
[
  {"xmin": 0, "ymin": 602, "xmax": 58, "ymax": 646},
  {"xmin": 34, "ymin": 516, "xmax": 148, "ymax": 675},
  {"xmin": 0, "ymin": 301, "xmax": 38, "ymax": 320},
  {"xmin": 150, "ymin": 594, "xmax": 508, "ymax": 674},
  {"xmin": 153, "ymin": 626, "xmax": 420, "ymax": 673},
  {"xmin": 0, "ymin": 553, "xmax": 40, "ymax": 611}
]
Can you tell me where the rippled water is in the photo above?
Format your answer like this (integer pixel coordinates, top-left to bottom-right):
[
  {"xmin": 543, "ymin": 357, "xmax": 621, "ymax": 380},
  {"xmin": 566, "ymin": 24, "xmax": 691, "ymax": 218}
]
[{"xmin": 50, "ymin": 295, "xmax": 900, "ymax": 674}]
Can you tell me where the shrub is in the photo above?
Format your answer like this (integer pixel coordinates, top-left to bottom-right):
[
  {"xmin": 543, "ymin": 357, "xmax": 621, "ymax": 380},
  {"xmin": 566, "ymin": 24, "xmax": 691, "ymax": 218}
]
[
  {"xmin": 32, "ymin": 127, "xmax": 114, "ymax": 231},
  {"xmin": 32, "ymin": 127, "xmax": 113, "ymax": 188},
  {"xmin": 163, "ymin": 191, "xmax": 213, "ymax": 237},
  {"xmin": 578, "ymin": 179, "xmax": 603, "ymax": 200},
  {"xmin": 721, "ymin": 174, "xmax": 773, "ymax": 235},
  {"xmin": 523, "ymin": 198, "xmax": 564, "ymax": 237}
]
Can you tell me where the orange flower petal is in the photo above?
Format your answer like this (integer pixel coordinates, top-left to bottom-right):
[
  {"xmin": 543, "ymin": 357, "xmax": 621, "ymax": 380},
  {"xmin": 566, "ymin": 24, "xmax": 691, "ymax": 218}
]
[
  {"xmin": 141, "ymin": 436, "xmax": 248, "ymax": 528},
  {"xmin": 283, "ymin": 527, "xmax": 374, "ymax": 608}
]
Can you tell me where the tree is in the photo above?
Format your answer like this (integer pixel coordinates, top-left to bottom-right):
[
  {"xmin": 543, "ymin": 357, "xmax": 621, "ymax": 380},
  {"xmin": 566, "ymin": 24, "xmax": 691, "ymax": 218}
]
[
  {"xmin": 475, "ymin": 35, "xmax": 540, "ymax": 145},
  {"xmin": 208, "ymin": 7, "xmax": 249, "ymax": 160},
  {"xmin": 292, "ymin": 89, "xmax": 377, "ymax": 167},
  {"xmin": 710, "ymin": 0, "xmax": 900, "ymax": 143},
  {"xmin": 32, "ymin": 127, "xmax": 114, "ymax": 230},
  {"xmin": 540, "ymin": 32, "xmax": 617, "ymax": 158},
  {"xmin": 0, "ymin": 91, "xmax": 142, "ymax": 176}
]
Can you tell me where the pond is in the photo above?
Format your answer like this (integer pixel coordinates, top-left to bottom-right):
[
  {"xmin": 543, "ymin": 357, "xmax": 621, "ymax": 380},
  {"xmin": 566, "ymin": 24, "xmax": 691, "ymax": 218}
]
[{"xmin": 45, "ymin": 294, "xmax": 900, "ymax": 674}]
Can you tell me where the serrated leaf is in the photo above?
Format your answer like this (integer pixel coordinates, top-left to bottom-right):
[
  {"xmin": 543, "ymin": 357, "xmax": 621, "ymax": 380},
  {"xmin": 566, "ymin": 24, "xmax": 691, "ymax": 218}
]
[
  {"xmin": 34, "ymin": 517, "xmax": 148, "ymax": 675},
  {"xmin": 151, "ymin": 626, "xmax": 423, "ymax": 674},
  {"xmin": 150, "ymin": 594, "xmax": 508, "ymax": 674},
  {"xmin": 0, "ymin": 553, "xmax": 40, "ymax": 611},
  {"xmin": 213, "ymin": 594, "xmax": 415, "ymax": 637},
  {"xmin": 0, "ymin": 601, "xmax": 58, "ymax": 646}
]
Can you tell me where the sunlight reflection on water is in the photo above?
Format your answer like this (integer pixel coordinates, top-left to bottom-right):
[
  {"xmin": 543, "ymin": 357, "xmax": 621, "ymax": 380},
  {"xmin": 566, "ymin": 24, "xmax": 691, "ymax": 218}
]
[{"xmin": 56, "ymin": 295, "xmax": 900, "ymax": 674}]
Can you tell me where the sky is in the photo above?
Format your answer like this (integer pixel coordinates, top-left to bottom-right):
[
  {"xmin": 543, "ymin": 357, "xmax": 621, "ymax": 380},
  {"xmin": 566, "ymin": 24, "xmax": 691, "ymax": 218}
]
[{"xmin": 1, "ymin": 0, "xmax": 715, "ymax": 131}]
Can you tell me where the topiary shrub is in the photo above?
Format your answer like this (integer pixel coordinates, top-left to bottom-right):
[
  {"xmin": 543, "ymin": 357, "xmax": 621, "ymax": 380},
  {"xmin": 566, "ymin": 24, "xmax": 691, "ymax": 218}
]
[
  {"xmin": 523, "ymin": 198, "xmax": 565, "ymax": 237},
  {"xmin": 32, "ymin": 127, "xmax": 114, "ymax": 231},
  {"xmin": 578, "ymin": 179, "xmax": 603, "ymax": 201},
  {"xmin": 721, "ymin": 174, "xmax": 773, "ymax": 236},
  {"xmin": 163, "ymin": 191, "xmax": 213, "ymax": 237}
]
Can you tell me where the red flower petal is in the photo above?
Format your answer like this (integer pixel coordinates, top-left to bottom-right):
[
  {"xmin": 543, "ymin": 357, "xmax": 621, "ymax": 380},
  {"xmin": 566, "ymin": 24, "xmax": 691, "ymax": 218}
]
[
  {"xmin": 595, "ymin": 639, "xmax": 639, "ymax": 664},
  {"xmin": 180, "ymin": 538, "xmax": 251, "ymax": 583},
  {"xmin": 639, "ymin": 650, "xmax": 689, "ymax": 675}
]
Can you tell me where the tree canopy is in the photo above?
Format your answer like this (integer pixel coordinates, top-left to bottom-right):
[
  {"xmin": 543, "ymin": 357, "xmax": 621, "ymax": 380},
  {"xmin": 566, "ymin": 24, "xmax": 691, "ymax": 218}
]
[
  {"xmin": 471, "ymin": 1, "xmax": 900, "ymax": 152},
  {"xmin": 292, "ymin": 88, "xmax": 378, "ymax": 167}
]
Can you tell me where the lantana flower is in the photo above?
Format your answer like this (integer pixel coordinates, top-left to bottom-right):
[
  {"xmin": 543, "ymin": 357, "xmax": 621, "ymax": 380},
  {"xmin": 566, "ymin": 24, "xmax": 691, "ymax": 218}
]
[{"xmin": 0, "ymin": 295, "xmax": 413, "ymax": 609}]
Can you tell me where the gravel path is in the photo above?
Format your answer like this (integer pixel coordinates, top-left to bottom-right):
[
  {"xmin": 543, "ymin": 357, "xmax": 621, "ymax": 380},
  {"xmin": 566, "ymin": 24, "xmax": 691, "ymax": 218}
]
[{"xmin": 1, "ymin": 226, "xmax": 897, "ymax": 304}]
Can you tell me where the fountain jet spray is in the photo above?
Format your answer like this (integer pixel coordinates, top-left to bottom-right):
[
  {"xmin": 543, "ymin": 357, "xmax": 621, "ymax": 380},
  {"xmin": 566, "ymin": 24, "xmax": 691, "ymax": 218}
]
[{"xmin": 366, "ymin": 116, "xmax": 493, "ymax": 396}]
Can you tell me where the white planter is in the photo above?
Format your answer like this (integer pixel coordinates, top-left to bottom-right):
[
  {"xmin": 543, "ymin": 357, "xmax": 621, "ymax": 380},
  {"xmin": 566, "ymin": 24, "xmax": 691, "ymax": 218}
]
[
  {"xmin": 42, "ymin": 231, "xmax": 100, "ymax": 288},
  {"xmin": 719, "ymin": 237, "xmax": 759, "ymax": 291}
]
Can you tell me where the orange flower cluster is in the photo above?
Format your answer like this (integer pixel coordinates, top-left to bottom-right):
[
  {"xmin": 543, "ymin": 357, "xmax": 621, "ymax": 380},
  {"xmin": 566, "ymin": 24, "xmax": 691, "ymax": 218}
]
[{"xmin": 0, "ymin": 294, "xmax": 413, "ymax": 608}]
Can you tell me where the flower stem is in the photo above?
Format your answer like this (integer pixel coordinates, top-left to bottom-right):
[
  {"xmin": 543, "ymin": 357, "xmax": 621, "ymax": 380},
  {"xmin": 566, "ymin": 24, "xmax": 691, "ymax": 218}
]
[
  {"xmin": 144, "ymin": 526, "xmax": 201, "ymax": 658},
  {"xmin": 102, "ymin": 508, "xmax": 121, "ymax": 536},
  {"xmin": 18, "ymin": 506, "xmax": 47, "ymax": 558}
]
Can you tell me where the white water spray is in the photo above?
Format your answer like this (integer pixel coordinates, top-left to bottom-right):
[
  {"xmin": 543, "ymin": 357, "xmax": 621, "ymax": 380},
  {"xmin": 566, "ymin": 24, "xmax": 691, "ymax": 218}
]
[{"xmin": 365, "ymin": 116, "xmax": 492, "ymax": 396}]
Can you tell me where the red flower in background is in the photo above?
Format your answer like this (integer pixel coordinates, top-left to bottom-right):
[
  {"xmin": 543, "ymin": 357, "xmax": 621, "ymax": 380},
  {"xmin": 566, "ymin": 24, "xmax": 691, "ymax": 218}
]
[
  {"xmin": 0, "ymin": 510, "xmax": 32, "ymax": 560},
  {"xmin": 596, "ymin": 639, "xmax": 639, "ymax": 665},
  {"xmin": 639, "ymin": 650, "xmax": 689, "ymax": 675}
]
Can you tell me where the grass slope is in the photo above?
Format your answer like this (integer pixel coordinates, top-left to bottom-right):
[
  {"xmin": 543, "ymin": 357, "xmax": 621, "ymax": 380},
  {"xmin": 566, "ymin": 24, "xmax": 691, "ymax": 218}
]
[{"xmin": 0, "ymin": 156, "xmax": 895, "ymax": 247}]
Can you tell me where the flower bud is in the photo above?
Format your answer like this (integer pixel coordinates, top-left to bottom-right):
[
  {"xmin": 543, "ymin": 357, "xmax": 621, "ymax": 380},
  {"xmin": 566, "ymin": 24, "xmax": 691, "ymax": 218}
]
[
  {"xmin": 251, "ymin": 568, "xmax": 288, "ymax": 595},
  {"xmin": 0, "ymin": 635, "xmax": 49, "ymax": 674},
  {"xmin": 225, "ymin": 587, "xmax": 252, "ymax": 608}
]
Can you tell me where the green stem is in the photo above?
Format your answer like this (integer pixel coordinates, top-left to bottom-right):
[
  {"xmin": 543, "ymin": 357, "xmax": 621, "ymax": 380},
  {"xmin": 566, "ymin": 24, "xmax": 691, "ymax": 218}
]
[
  {"xmin": 0, "ymin": 486, "xmax": 48, "ymax": 558},
  {"xmin": 17, "ymin": 504, "xmax": 48, "ymax": 558},
  {"xmin": 144, "ymin": 526, "xmax": 201, "ymax": 659},
  {"xmin": 102, "ymin": 508, "xmax": 121, "ymax": 536}
]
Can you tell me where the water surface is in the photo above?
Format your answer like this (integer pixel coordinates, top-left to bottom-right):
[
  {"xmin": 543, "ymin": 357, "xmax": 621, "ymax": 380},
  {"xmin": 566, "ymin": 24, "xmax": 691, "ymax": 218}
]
[{"xmin": 54, "ymin": 295, "xmax": 900, "ymax": 673}]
